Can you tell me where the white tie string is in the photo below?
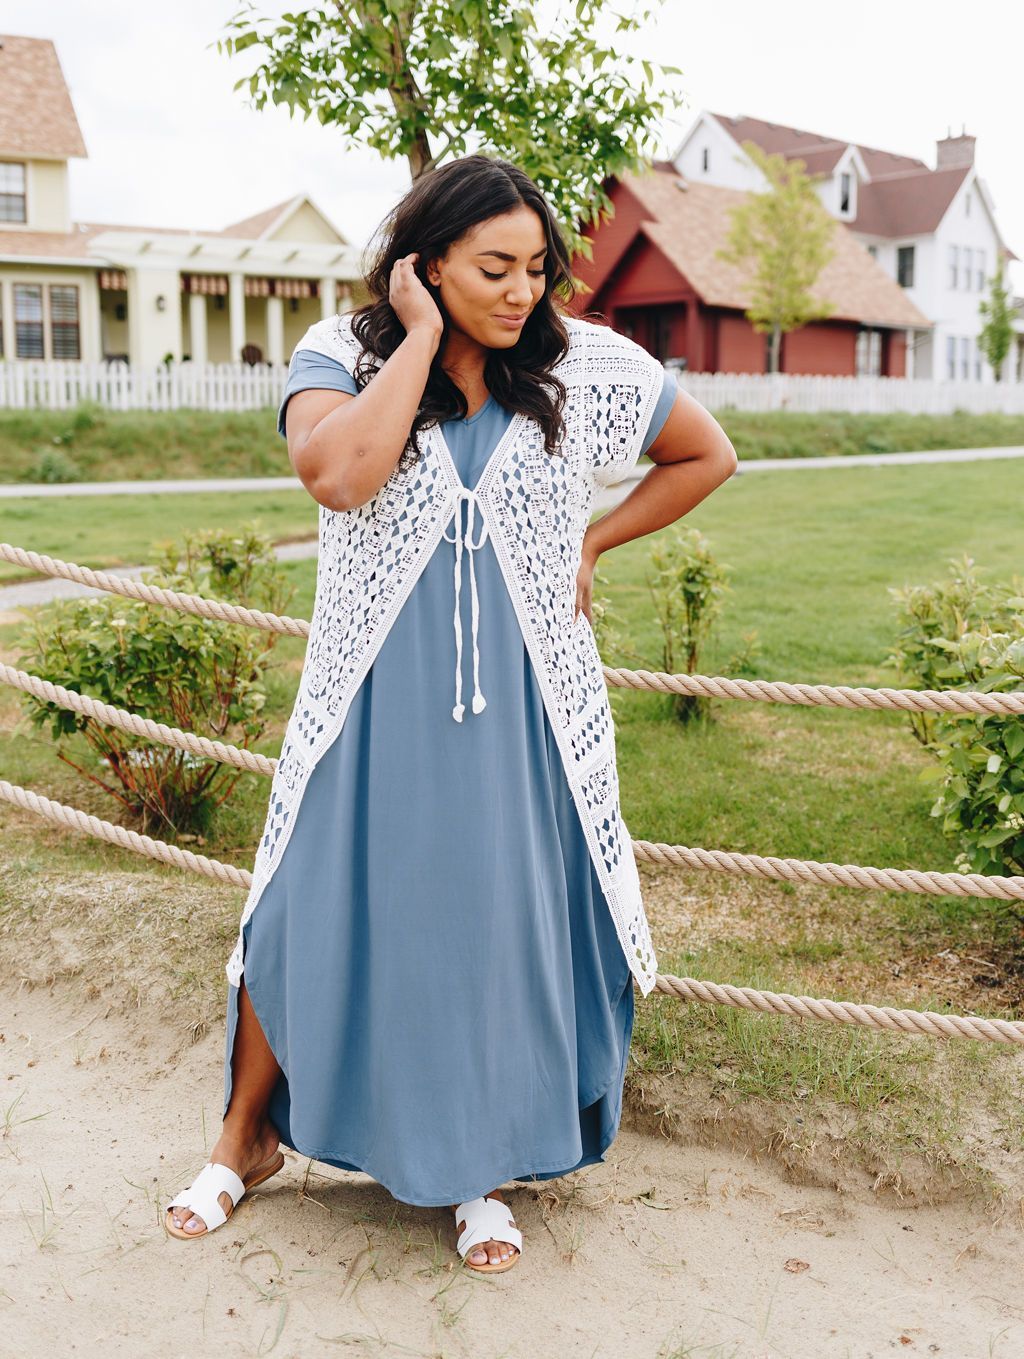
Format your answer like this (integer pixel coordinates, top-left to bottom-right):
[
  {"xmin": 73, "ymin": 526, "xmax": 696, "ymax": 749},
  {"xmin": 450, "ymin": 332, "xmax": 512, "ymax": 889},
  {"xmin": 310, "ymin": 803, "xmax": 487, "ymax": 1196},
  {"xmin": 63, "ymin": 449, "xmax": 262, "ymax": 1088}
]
[{"xmin": 441, "ymin": 487, "xmax": 489, "ymax": 722}]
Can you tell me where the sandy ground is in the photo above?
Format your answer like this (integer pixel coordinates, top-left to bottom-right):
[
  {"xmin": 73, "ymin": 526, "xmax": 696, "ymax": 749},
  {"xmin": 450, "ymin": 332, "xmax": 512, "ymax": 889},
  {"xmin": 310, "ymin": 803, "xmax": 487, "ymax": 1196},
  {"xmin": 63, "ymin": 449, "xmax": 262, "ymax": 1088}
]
[{"xmin": 2, "ymin": 980, "xmax": 1023, "ymax": 1359}]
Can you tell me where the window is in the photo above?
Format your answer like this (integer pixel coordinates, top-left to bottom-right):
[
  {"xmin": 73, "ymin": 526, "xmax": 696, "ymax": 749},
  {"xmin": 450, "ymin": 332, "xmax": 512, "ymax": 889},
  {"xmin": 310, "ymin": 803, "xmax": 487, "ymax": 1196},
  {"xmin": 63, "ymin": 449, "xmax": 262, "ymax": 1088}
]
[
  {"xmin": 946, "ymin": 335, "xmax": 956, "ymax": 380},
  {"xmin": 0, "ymin": 161, "xmax": 26, "ymax": 223},
  {"xmin": 949, "ymin": 244, "xmax": 959, "ymax": 289},
  {"xmin": 14, "ymin": 283, "xmax": 44, "ymax": 357},
  {"xmin": 965, "ymin": 192, "xmax": 971, "ymax": 217},
  {"xmin": 897, "ymin": 245, "xmax": 914, "ymax": 288},
  {"xmin": 976, "ymin": 249, "xmax": 985, "ymax": 291},
  {"xmin": 963, "ymin": 247, "xmax": 973, "ymax": 291},
  {"xmin": 701, "ymin": 146, "xmax": 709, "ymax": 173},
  {"xmin": 49, "ymin": 284, "xmax": 80, "ymax": 359},
  {"xmin": 856, "ymin": 327, "xmax": 881, "ymax": 376},
  {"xmin": 840, "ymin": 171, "xmax": 851, "ymax": 214},
  {"xmin": 973, "ymin": 336, "xmax": 982, "ymax": 381},
  {"xmin": 960, "ymin": 335, "xmax": 970, "ymax": 380},
  {"xmin": 867, "ymin": 243, "xmax": 877, "ymax": 258}
]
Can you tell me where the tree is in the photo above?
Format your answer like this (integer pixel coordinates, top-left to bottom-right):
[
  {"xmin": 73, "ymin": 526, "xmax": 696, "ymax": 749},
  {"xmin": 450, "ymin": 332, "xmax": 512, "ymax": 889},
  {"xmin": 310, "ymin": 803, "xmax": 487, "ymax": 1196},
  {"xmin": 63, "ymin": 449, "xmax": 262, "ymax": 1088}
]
[
  {"xmin": 715, "ymin": 141, "xmax": 838, "ymax": 374},
  {"xmin": 215, "ymin": 0, "xmax": 685, "ymax": 263},
  {"xmin": 978, "ymin": 259, "xmax": 1015, "ymax": 382}
]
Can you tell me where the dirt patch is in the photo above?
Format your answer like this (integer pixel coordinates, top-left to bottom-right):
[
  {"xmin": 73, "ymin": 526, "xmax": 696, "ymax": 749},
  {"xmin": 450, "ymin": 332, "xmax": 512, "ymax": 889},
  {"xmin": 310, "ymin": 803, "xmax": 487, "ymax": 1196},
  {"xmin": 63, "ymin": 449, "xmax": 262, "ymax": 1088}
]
[{"xmin": 4, "ymin": 976, "xmax": 1024, "ymax": 1358}]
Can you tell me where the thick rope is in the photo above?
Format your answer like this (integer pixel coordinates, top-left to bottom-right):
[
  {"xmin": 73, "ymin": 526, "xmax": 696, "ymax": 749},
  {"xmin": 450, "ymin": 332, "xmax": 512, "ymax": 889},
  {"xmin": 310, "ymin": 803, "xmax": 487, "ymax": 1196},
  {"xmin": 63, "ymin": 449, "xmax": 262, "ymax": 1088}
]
[
  {"xmin": 631, "ymin": 839, "xmax": 1024, "ymax": 901},
  {"xmin": 3, "ymin": 541, "xmax": 1022, "ymax": 715},
  {"xmin": 0, "ymin": 778, "xmax": 250, "ymax": 886},
  {"xmin": 1, "ymin": 777, "xmax": 1020, "ymax": 1044},
  {"xmin": 0, "ymin": 542, "xmax": 310, "ymax": 638},
  {"xmin": 0, "ymin": 662, "xmax": 277, "ymax": 776},
  {"xmin": 4, "ymin": 657, "xmax": 1021, "ymax": 900},
  {"xmin": 603, "ymin": 666, "xmax": 1024, "ymax": 716}
]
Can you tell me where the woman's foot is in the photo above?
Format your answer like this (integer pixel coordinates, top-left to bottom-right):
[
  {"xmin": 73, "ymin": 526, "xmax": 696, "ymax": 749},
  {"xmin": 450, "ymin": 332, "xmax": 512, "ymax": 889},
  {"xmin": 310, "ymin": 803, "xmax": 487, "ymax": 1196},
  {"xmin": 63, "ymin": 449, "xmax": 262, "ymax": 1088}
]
[
  {"xmin": 450, "ymin": 1188, "xmax": 521, "ymax": 1268},
  {"xmin": 169, "ymin": 1118, "xmax": 280, "ymax": 1234}
]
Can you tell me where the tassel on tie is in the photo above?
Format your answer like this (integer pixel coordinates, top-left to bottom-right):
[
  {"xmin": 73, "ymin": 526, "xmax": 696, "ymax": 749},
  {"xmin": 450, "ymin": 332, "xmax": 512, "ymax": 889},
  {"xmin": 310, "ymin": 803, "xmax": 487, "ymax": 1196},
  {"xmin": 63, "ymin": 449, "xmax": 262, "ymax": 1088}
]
[{"xmin": 442, "ymin": 487, "xmax": 489, "ymax": 722}]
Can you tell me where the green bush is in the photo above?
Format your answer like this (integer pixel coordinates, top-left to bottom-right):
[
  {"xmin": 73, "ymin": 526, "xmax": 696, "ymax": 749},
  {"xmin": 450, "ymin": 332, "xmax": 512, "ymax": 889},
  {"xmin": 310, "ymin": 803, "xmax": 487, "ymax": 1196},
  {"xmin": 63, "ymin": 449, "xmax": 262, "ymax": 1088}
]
[
  {"xmin": 593, "ymin": 524, "xmax": 759, "ymax": 725},
  {"xmin": 888, "ymin": 555, "xmax": 1024, "ymax": 881},
  {"xmin": 14, "ymin": 525, "xmax": 295, "ymax": 839}
]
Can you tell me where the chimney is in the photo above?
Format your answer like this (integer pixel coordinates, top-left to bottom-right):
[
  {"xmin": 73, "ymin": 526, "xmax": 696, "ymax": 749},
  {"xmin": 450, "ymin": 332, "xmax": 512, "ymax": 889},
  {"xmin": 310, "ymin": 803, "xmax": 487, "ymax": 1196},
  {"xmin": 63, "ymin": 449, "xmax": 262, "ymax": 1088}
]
[{"xmin": 936, "ymin": 123, "xmax": 975, "ymax": 169}]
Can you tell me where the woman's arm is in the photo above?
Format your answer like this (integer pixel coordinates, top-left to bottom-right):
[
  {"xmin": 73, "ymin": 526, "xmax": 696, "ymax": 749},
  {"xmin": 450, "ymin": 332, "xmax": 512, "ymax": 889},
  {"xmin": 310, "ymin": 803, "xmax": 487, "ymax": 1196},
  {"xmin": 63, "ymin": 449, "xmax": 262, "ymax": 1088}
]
[
  {"xmin": 574, "ymin": 388, "xmax": 737, "ymax": 621},
  {"xmin": 285, "ymin": 325, "xmax": 441, "ymax": 511}
]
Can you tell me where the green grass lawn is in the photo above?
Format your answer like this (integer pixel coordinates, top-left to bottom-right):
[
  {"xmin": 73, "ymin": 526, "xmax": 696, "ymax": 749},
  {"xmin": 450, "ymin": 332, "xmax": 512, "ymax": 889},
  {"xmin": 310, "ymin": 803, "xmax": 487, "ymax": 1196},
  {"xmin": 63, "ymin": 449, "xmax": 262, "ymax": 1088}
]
[
  {"xmin": 2, "ymin": 453, "xmax": 1024, "ymax": 1205},
  {"xmin": 1, "ymin": 401, "xmax": 1023, "ymax": 486}
]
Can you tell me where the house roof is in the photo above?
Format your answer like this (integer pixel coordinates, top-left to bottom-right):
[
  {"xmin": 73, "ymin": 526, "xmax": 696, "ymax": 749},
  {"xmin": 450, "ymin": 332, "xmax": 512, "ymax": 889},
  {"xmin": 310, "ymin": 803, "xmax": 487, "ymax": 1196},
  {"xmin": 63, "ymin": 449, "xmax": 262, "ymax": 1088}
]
[
  {"xmin": 217, "ymin": 197, "xmax": 299, "ymax": 239},
  {"xmin": 708, "ymin": 111, "xmax": 1017, "ymax": 255},
  {"xmin": 603, "ymin": 163, "xmax": 931, "ymax": 329},
  {"xmin": 709, "ymin": 111, "xmax": 929, "ymax": 179},
  {"xmin": 0, "ymin": 34, "xmax": 87, "ymax": 159},
  {"xmin": 0, "ymin": 220, "xmax": 202, "ymax": 262},
  {"xmin": 0, "ymin": 195, "xmax": 348, "ymax": 264}
]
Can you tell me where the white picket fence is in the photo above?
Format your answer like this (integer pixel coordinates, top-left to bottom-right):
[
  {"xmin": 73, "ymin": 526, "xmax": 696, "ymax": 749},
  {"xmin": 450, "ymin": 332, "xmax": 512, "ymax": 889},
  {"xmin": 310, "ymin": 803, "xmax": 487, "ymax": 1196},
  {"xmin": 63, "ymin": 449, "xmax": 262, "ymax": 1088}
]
[
  {"xmin": 0, "ymin": 360, "xmax": 289, "ymax": 412},
  {"xmin": 2, "ymin": 358, "xmax": 1024, "ymax": 415},
  {"xmin": 674, "ymin": 368, "xmax": 1024, "ymax": 415}
]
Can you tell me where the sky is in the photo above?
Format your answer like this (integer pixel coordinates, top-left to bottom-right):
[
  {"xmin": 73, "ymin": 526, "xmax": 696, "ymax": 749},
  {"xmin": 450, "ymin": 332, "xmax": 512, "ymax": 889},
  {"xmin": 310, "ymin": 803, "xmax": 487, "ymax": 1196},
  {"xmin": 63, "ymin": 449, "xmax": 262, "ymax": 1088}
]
[{"xmin": 5, "ymin": 0, "xmax": 1024, "ymax": 292}]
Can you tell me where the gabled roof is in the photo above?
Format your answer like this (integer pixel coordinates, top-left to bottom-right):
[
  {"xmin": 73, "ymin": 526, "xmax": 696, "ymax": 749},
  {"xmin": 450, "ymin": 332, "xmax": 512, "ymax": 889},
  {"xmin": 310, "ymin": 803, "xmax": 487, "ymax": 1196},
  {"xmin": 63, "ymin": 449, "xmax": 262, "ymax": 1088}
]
[
  {"xmin": 590, "ymin": 163, "xmax": 931, "ymax": 329},
  {"xmin": 707, "ymin": 111, "xmax": 929, "ymax": 178},
  {"xmin": 0, "ymin": 34, "xmax": 87, "ymax": 159},
  {"xmin": 704, "ymin": 111, "xmax": 1015, "ymax": 251},
  {"xmin": 216, "ymin": 194, "xmax": 348, "ymax": 244},
  {"xmin": 217, "ymin": 198, "xmax": 299, "ymax": 239}
]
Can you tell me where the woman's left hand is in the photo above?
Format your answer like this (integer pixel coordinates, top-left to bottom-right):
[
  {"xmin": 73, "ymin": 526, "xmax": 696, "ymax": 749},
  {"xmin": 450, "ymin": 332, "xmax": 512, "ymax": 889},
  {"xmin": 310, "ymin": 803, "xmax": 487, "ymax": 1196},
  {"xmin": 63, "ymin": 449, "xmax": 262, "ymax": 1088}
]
[{"xmin": 574, "ymin": 545, "xmax": 598, "ymax": 624}]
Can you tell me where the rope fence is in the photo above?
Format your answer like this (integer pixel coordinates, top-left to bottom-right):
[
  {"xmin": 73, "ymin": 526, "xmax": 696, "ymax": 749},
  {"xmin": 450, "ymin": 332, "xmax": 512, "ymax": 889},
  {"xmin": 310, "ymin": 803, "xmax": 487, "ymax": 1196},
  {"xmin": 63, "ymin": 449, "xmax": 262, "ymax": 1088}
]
[{"xmin": 2, "ymin": 540, "xmax": 1023, "ymax": 1044}]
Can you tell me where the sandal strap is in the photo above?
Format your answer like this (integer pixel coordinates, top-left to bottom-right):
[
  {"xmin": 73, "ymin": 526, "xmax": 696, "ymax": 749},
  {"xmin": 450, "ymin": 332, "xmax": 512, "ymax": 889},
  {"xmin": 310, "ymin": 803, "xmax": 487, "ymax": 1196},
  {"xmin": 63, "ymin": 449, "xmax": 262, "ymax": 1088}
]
[
  {"xmin": 166, "ymin": 1161, "xmax": 246, "ymax": 1231},
  {"xmin": 454, "ymin": 1195, "xmax": 523, "ymax": 1257}
]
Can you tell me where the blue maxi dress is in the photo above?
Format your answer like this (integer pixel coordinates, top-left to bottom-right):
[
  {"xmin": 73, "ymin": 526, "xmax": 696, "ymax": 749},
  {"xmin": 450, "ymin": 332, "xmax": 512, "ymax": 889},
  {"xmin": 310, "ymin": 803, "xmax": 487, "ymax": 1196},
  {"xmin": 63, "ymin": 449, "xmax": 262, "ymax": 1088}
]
[{"xmin": 223, "ymin": 348, "xmax": 677, "ymax": 1208}]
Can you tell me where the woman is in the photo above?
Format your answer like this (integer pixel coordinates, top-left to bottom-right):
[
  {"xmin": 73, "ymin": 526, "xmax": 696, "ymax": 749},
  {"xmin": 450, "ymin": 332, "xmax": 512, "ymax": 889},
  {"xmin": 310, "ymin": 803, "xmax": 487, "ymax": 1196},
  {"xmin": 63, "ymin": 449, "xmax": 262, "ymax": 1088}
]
[{"xmin": 165, "ymin": 154, "xmax": 736, "ymax": 1272}]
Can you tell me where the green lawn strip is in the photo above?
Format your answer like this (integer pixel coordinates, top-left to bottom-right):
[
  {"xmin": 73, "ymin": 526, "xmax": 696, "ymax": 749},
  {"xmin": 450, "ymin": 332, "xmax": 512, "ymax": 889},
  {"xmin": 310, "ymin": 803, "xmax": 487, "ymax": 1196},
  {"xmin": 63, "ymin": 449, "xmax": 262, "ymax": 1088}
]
[{"xmin": 2, "ymin": 405, "xmax": 1023, "ymax": 485}]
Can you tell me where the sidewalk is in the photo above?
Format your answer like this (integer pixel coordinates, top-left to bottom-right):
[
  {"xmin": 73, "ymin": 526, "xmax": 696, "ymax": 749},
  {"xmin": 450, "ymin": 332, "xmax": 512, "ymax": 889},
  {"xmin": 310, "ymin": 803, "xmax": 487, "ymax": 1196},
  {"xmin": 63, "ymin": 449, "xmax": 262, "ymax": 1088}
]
[{"xmin": 1, "ymin": 443, "xmax": 1022, "ymax": 501}]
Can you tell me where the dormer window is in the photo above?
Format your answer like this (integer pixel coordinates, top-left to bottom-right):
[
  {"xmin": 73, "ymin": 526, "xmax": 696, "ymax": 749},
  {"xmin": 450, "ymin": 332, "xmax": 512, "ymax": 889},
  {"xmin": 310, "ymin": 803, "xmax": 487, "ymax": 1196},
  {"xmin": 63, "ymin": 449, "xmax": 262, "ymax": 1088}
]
[
  {"xmin": 840, "ymin": 171, "xmax": 851, "ymax": 214},
  {"xmin": 0, "ymin": 162, "xmax": 27, "ymax": 223}
]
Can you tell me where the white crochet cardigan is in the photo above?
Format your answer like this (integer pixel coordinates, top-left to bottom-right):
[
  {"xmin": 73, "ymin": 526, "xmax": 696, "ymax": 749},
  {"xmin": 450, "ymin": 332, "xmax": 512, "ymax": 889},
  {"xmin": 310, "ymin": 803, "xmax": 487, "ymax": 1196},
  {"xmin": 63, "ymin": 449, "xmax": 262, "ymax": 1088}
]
[{"xmin": 225, "ymin": 311, "xmax": 666, "ymax": 996}]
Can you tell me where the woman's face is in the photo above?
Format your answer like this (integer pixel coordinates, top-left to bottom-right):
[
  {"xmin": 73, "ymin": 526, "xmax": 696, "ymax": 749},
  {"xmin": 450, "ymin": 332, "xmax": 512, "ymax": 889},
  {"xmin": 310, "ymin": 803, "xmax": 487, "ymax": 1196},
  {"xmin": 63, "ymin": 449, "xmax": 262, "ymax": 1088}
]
[{"xmin": 424, "ymin": 205, "xmax": 549, "ymax": 350}]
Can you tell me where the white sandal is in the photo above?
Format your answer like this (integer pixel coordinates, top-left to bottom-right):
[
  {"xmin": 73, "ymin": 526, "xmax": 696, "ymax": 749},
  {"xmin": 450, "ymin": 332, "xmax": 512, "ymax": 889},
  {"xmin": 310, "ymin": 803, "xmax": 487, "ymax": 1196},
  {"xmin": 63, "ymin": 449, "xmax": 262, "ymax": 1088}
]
[
  {"xmin": 164, "ymin": 1151, "xmax": 285, "ymax": 1239},
  {"xmin": 453, "ymin": 1194, "xmax": 523, "ymax": 1273}
]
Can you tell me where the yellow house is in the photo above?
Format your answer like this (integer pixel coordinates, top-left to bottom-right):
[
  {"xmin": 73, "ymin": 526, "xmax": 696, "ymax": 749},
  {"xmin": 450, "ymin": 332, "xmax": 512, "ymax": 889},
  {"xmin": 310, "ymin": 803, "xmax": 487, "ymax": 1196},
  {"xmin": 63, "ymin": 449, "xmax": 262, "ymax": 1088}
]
[{"xmin": 0, "ymin": 33, "xmax": 366, "ymax": 368}]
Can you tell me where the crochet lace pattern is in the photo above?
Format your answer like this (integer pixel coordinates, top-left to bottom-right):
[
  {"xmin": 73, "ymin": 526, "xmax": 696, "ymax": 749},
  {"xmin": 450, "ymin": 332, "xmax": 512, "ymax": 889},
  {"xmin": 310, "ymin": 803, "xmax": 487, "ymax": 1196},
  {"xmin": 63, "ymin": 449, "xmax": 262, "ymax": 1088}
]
[{"xmin": 225, "ymin": 312, "xmax": 667, "ymax": 996}]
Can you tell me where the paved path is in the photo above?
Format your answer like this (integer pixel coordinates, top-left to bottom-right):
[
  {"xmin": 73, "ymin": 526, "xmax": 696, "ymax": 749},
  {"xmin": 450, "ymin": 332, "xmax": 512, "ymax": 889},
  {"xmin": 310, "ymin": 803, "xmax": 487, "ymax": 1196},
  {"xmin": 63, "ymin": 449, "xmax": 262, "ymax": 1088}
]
[
  {"xmin": 1, "ymin": 443, "xmax": 1022, "ymax": 502},
  {"xmin": 2, "ymin": 444, "xmax": 1022, "ymax": 612}
]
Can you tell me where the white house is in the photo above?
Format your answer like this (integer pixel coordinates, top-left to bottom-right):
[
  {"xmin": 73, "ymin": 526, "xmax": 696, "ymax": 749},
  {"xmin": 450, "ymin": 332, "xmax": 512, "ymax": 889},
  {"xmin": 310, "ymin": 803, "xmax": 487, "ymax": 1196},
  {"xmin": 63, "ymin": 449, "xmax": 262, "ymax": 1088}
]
[
  {"xmin": 0, "ymin": 33, "xmax": 367, "ymax": 369},
  {"xmin": 671, "ymin": 111, "xmax": 1023, "ymax": 382}
]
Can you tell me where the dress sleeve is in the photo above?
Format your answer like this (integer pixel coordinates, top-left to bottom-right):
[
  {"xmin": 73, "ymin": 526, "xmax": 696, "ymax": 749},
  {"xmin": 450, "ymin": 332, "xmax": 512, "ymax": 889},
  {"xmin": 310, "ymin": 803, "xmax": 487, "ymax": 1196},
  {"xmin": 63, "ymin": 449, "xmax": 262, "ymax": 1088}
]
[
  {"xmin": 277, "ymin": 348, "xmax": 359, "ymax": 439},
  {"xmin": 638, "ymin": 368, "xmax": 680, "ymax": 457},
  {"xmin": 584, "ymin": 326, "xmax": 670, "ymax": 488}
]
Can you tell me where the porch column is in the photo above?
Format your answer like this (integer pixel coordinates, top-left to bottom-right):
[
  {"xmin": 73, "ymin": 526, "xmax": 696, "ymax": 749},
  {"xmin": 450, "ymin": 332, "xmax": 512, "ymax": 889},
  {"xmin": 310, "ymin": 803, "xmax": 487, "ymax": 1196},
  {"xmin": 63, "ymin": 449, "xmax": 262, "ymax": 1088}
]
[
  {"xmin": 228, "ymin": 271, "xmax": 246, "ymax": 362},
  {"xmin": 319, "ymin": 276, "xmax": 337, "ymax": 319},
  {"xmin": 188, "ymin": 292, "xmax": 208, "ymax": 366},
  {"xmin": 0, "ymin": 281, "xmax": 14, "ymax": 361},
  {"xmin": 266, "ymin": 294, "xmax": 285, "ymax": 365}
]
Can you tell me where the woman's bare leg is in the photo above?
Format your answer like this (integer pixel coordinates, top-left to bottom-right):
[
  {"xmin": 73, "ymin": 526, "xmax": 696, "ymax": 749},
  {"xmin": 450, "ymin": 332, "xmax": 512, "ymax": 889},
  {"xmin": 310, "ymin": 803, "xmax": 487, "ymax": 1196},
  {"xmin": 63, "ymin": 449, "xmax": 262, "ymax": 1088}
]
[{"xmin": 170, "ymin": 979, "xmax": 283, "ymax": 1233}]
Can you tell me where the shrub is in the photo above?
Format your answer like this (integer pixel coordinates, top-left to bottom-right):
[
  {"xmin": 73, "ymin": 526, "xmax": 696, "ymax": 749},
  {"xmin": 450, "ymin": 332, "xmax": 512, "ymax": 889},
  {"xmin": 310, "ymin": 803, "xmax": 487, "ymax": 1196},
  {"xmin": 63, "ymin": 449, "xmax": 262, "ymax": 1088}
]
[
  {"xmin": 593, "ymin": 525, "xmax": 759, "ymax": 725},
  {"xmin": 14, "ymin": 525, "xmax": 295, "ymax": 839},
  {"xmin": 887, "ymin": 555, "xmax": 1024, "ymax": 883}
]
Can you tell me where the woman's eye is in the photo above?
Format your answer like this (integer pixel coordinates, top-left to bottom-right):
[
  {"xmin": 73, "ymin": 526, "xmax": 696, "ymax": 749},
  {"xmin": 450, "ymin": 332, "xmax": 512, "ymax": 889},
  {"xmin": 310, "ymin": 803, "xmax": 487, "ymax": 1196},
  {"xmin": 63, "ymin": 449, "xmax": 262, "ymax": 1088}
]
[{"xmin": 482, "ymin": 269, "xmax": 546, "ymax": 280}]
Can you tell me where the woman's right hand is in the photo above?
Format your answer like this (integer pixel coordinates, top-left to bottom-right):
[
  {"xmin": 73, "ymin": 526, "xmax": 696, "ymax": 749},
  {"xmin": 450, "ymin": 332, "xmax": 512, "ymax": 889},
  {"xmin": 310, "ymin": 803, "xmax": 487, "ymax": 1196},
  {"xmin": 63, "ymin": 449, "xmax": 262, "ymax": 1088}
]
[{"xmin": 390, "ymin": 252, "xmax": 444, "ymax": 338}]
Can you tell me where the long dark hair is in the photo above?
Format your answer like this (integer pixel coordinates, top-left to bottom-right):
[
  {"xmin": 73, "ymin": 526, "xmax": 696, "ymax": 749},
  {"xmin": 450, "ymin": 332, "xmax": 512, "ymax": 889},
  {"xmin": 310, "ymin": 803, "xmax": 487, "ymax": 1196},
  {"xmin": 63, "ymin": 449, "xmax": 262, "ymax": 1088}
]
[{"xmin": 346, "ymin": 154, "xmax": 579, "ymax": 459}]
